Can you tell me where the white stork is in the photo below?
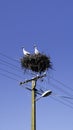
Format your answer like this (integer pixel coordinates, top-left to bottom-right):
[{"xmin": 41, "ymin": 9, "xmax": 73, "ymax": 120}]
[
  {"xmin": 34, "ymin": 45, "xmax": 40, "ymax": 55},
  {"xmin": 22, "ymin": 47, "xmax": 30, "ymax": 56}
]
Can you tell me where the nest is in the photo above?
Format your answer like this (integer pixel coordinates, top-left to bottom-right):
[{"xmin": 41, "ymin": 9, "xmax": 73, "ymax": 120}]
[{"xmin": 21, "ymin": 54, "xmax": 52, "ymax": 73}]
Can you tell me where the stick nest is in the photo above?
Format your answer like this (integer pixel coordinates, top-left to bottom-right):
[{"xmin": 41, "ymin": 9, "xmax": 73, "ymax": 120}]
[{"xmin": 21, "ymin": 54, "xmax": 52, "ymax": 73}]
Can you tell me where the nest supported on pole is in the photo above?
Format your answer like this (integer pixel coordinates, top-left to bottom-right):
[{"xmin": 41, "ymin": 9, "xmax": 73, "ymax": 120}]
[{"xmin": 21, "ymin": 53, "xmax": 52, "ymax": 74}]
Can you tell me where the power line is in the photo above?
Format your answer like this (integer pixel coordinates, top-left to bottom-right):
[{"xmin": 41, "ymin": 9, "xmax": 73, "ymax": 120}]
[
  {"xmin": 49, "ymin": 81, "xmax": 73, "ymax": 96},
  {"xmin": 60, "ymin": 97, "xmax": 73, "ymax": 106},
  {"xmin": 0, "ymin": 61, "xmax": 19, "ymax": 71},
  {"xmin": 0, "ymin": 52, "xmax": 43, "ymax": 76},
  {"xmin": 50, "ymin": 96, "xmax": 73, "ymax": 110},
  {"xmin": 0, "ymin": 67, "xmax": 23, "ymax": 79},
  {"xmin": 21, "ymin": 79, "xmax": 73, "ymax": 107},
  {"xmin": 0, "ymin": 59, "xmax": 35, "ymax": 80},
  {"xmin": 52, "ymin": 93, "xmax": 73, "ymax": 106},
  {"xmin": 42, "ymin": 78, "xmax": 73, "ymax": 106},
  {"xmin": 50, "ymin": 76, "xmax": 73, "ymax": 92},
  {"xmin": 0, "ymin": 72, "xmax": 19, "ymax": 82},
  {"xmin": 46, "ymin": 76, "xmax": 73, "ymax": 99},
  {"xmin": 47, "ymin": 78, "xmax": 73, "ymax": 104},
  {"xmin": 0, "ymin": 58, "xmax": 21, "ymax": 70},
  {"xmin": 0, "ymin": 57, "xmax": 34, "ymax": 75},
  {"xmin": 0, "ymin": 51, "xmax": 19, "ymax": 63}
]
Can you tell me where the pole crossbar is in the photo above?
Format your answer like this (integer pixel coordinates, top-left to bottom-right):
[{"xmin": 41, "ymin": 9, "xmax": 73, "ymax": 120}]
[{"xmin": 20, "ymin": 73, "xmax": 46, "ymax": 85}]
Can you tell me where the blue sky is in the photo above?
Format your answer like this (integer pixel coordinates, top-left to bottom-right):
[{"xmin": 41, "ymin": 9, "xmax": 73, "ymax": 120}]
[{"xmin": 0, "ymin": 0, "xmax": 73, "ymax": 130}]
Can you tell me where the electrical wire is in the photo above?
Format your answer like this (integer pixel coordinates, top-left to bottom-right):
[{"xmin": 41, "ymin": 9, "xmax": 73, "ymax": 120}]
[
  {"xmin": 22, "ymin": 82, "xmax": 73, "ymax": 107},
  {"xmin": 41, "ymin": 78, "xmax": 73, "ymax": 106},
  {"xmin": 21, "ymin": 76, "xmax": 73, "ymax": 107},
  {"xmin": 0, "ymin": 61, "xmax": 20, "ymax": 71},
  {"xmin": 52, "ymin": 93, "xmax": 73, "ymax": 106},
  {"xmin": 35, "ymin": 76, "xmax": 73, "ymax": 104},
  {"xmin": 46, "ymin": 74, "xmax": 73, "ymax": 98},
  {"xmin": 0, "ymin": 51, "xmax": 44, "ymax": 77},
  {"xmin": 48, "ymin": 81, "xmax": 73, "ymax": 96},
  {"xmin": 50, "ymin": 76, "xmax": 73, "ymax": 92},
  {"xmin": 0, "ymin": 72, "xmax": 19, "ymax": 82},
  {"xmin": 0, "ymin": 59, "xmax": 36, "ymax": 82},
  {"xmin": 0, "ymin": 67, "xmax": 23, "ymax": 79},
  {"xmin": 0, "ymin": 58, "xmax": 36, "ymax": 76},
  {"xmin": 37, "ymin": 81, "xmax": 73, "ymax": 106},
  {"xmin": 0, "ymin": 58, "xmax": 20, "ymax": 70},
  {"xmin": 0, "ymin": 52, "xmax": 25, "ymax": 81},
  {"xmin": 50, "ymin": 96, "xmax": 73, "ymax": 109},
  {"xmin": 0, "ymin": 51, "xmax": 19, "ymax": 63}
]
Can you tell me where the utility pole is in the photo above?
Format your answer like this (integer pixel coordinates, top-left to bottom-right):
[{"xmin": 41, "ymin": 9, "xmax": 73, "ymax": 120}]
[
  {"xmin": 20, "ymin": 74, "xmax": 46, "ymax": 130},
  {"xmin": 31, "ymin": 80, "xmax": 36, "ymax": 130}
]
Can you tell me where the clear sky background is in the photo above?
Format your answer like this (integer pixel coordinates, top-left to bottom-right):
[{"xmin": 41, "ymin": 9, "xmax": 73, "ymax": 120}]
[{"xmin": 0, "ymin": 0, "xmax": 73, "ymax": 130}]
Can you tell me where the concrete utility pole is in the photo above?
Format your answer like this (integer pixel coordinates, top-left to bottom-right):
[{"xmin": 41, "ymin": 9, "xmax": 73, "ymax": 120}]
[
  {"xmin": 31, "ymin": 80, "xmax": 36, "ymax": 130},
  {"xmin": 20, "ymin": 74, "xmax": 46, "ymax": 130}
]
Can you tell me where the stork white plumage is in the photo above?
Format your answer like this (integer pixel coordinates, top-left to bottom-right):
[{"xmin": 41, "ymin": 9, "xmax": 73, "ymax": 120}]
[
  {"xmin": 22, "ymin": 47, "xmax": 30, "ymax": 56},
  {"xmin": 34, "ymin": 46, "xmax": 40, "ymax": 55}
]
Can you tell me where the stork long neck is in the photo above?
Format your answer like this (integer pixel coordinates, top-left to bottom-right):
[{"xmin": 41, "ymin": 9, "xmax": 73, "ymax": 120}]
[{"xmin": 35, "ymin": 47, "xmax": 37, "ymax": 50}]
